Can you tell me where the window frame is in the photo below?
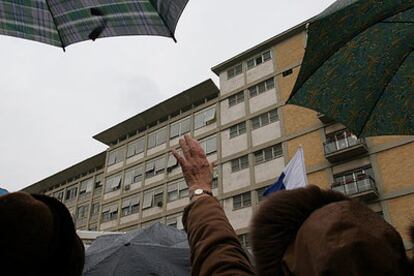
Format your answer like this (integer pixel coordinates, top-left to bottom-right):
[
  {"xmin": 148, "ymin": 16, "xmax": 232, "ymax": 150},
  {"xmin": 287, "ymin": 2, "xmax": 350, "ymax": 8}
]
[
  {"xmin": 167, "ymin": 179, "xmax": 188, "ymax": 202},
  {"xmin": 227, "ymin": 63, "xmax": 243, "ymax": 79},
  {"xmin": 251, "ymin": 109, "xmax": 279, "ymax": 130},
  {"xmin": 254, "ymin": 144, "xmax": 283, "ymax": 165},
  {"xmin": 246, "ymin": 50, "xmax": 272, "ymax": 70},
  {"xmin": 229, "ymin": 122, "xmax": 246, "ymax": 139},
  {"xmin": 147, "ymin": 127, "xmax": 167, "ymax": 149},
  {"xmin": 231, "ymin": 155, "xmax": 249, "ymax": 173},
  {"xmin": 104, "ymin": 174, "xmax": 122, "ymax": 193},
  {"xmin": 108, "ymin": 147, "xmax": 125, "ymax": 166},
  {"xmin": 126, "ymin": 137, "xmax": 145, "ymax": 158},
  {"xmin": 233, "ymin": 192, "xmax": 252, "ymax": 210},
  {"xmin": 248, "ymin": 77, "xmax": 275, "ymax": 98},
  {"xmin": 194, "ymin": 107, "xmax": 216, "ymax": 130},
  {"xmin": 170, "ymin": 117, "xmax": 191, "ymax": 139},
  {"xmin": 228, "ymin": 91, "xmax": 245, "ymax": 108}
]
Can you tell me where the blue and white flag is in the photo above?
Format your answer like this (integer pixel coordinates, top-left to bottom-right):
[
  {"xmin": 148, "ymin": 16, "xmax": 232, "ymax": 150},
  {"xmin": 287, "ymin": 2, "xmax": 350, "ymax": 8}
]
[{"xmin": 263, "ymin": 147, "xmax": 308, "ymax": 197}]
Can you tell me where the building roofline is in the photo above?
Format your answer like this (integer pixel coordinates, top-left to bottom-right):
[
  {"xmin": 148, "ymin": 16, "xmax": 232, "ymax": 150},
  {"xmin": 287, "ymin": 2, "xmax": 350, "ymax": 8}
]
[
  {"xmin": 93, "ymin": 79, "xmax": 219, "ymax": 146},
  {"xmin": 22, "ymin": 151, "xmax": 106, "ymax": 194},
  {"xmin": 211, "ymin": 20, "xmax": 309, "ymax": 75}
]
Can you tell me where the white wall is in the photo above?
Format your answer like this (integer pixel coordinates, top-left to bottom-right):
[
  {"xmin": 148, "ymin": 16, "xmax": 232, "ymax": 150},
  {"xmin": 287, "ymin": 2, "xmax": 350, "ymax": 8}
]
[
  {"xmin": 100, "ymin": 219, "xmax": 117, "ymax": 230},
  {"xmin": 222, "ymin": 163, "xmax": 251, "ymax": 193},
  {"xmin": 249, "ymin": 89, "xmax": 277, "ymax": 114},
  {"xmin": 220, "ymin": 100, "xmax": 246, "ymax": 126},
  {"xmin": 194, "ymin": 122, "xmax": 217, "ymax": 137},
  {"xmin": 126, "ymin": 153, "xmax": 144, "ymax": 165},
  {"xmin": 142, "ymin": 206, "xmax": 163, "ymax": 218},
  {"xmin": 246, "ymin": 60, "xmax": 274, "ymax": 83},
  {"xmin": 107, "ymin": 162, "xmax": 123, "ymax": 173},
  {"xmin": 251, "ymin": 121, "xmax": 281, "ymax": 147},
  {"xmin": 223, "ymin": 198, "xmax": 253, "ymax": 230},
  {"xmin": 221, "ymin": 132, "xmax": 248, "ymax": 158},
  {"xmin": 167, "ymin": 197, "xmax": 189, "ymax": 211},
  {"xmin": 219, "ymin": 72, "xmax": 245, "ymax": 96},
  {"xmin": 254, "ymin": 157, "xmax": 285, "ymax": 184},
  {"xmin": 103, "ymin": 190, "xmax": 121, "ymax": 200},
  {"xmin": 120, "ymin": 213, "xmax": 139, "ymax": 225},
  {"xmin": 144, "ymin": 173, "xmax": 165, "ymax": 186},
  {"xmin": 147, "ymin": 144, "xmax": 166, "ymax": 157}
]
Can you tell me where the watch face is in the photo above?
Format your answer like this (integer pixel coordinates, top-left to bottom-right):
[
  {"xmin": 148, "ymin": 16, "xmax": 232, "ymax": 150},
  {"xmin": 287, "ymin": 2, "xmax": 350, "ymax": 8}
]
[{"xmin": 194, "ymin": 188, "xmax": 204, "ymax": 195}]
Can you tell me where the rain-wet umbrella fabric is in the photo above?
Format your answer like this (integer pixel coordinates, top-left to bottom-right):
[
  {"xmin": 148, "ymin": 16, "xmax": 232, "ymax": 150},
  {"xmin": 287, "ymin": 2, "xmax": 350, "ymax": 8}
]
[
  {"xmin": 288, "ymin": 0, "xmax": 414, "ymax": 137},
  {"xmin": 83, "ymin": 223, "xmax": 190, "ymax": 276},
  {"xmin": 0, "ymin": 0, "xmax": 189, "ymax": 49}
]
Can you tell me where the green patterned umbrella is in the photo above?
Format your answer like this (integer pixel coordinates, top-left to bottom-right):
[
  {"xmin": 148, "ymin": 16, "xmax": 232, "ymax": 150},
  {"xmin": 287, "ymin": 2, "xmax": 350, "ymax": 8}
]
[
  {"xmin": 0, "ymin": 0, "xmax": 189, "ymax": 50},
  {"xmin": 288, "ymin": 0, "xmax": 414, "ymax": 137}
]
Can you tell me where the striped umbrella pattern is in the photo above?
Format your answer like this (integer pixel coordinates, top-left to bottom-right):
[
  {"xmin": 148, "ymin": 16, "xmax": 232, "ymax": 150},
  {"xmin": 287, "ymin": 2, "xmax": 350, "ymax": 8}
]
[{"xmin": 0, "ymin": 0, "xmax": 189, "ymax": 49}]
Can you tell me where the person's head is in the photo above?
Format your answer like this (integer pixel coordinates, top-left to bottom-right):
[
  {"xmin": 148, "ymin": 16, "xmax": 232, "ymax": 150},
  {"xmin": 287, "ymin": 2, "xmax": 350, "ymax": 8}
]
[
  {"xmin": 0, "ymin": 192, "xmax": 84, "ymax": 276},
  {"xmin": 251, "ymin": 185, "xmax": 414, "ymax": 275}
]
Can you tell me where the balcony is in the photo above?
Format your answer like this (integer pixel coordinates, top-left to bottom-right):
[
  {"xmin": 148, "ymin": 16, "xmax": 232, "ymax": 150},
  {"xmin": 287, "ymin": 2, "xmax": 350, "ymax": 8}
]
[
  {"xmin": 324, "ymin": 136, "xmax": 368, "ymax": 163},
  {"xmin": 332, "ymin": 175, "xmax": 378, "ymax": 201},
  {"xmin": 317, "ymin": 113, "xmax": 333, "ymax": 124}
]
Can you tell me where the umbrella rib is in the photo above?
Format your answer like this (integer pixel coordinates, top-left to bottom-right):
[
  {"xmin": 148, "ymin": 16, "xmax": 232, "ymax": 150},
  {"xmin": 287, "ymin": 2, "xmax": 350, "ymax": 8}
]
[
  {"xmin": 358, "ymin": 46, "xmax": 414, "ymax": 136},
  {"xmin": 148, "ymin": 0, "xmax": 177, "ymax": 42},
  {"xmin": 45, "ymin": 0, "xmax": 66, "ymax": 51}
]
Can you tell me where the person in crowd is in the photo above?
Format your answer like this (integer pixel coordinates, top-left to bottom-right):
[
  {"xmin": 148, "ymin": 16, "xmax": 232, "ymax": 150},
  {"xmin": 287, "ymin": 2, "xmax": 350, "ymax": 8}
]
[
  {"xmin": 173, "ymin": 134, "xmax": 414, "ymax": 276},
  {"xmin": 0, "ymin": 192, "xmax": 85, "ymax": 276}
]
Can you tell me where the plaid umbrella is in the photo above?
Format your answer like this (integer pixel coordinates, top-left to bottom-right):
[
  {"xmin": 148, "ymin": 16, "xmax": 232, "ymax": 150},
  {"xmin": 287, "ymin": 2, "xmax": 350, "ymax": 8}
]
[
  {"xmin": 288, "ymin": 0, "xmax": 414, "ymax": 137},
  {"xmin": 0, "ymin": 0, "xmax": 189, "ymax": 50}
]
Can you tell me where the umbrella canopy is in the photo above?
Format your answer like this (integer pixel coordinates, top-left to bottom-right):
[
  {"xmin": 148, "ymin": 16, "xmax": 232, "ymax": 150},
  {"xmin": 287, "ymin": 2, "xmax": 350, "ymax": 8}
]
[
  {"xmin": 83, "ymin": 223, "xmax": 190, "ymax": 276},
  {"xmin": 0, "ymin": 0, "xmax": 189, "ymax": 49},
  {"xmin": 288, "ymin": 0, "xmax": 414, "ymax": 137}
]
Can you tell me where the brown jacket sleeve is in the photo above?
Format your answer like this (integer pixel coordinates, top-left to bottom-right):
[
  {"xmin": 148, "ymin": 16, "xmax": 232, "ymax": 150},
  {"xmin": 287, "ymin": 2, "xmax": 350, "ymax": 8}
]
[{"xmin": 182, "ymin": 196, "xmax": 255, "ymax": 276}]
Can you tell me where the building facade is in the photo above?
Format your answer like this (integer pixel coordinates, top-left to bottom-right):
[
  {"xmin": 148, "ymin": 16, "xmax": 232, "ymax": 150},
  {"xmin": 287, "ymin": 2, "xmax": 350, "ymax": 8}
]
[{"xmin": 23, "ymin": 23, "xmax": 414, "ymax": 251}]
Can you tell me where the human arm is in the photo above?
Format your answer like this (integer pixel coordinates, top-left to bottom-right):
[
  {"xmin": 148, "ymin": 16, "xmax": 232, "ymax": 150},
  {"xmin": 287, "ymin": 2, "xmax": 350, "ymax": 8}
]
[{"xmin": 172, "ymin": 135, "xmax": 255, "ymax": 276}]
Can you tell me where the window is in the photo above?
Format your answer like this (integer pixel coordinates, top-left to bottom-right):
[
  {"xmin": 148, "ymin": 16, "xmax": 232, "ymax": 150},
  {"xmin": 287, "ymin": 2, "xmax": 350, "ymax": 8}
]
[
  {"xmin": 251, "ymin": 109, "xmax": 279, "ymax": 129},
  {"xmin": 101, "ymin": 204, "xmax": 118, "ymax": 222},
  {"xmin": 104, "ymin": 174, "xmax": 122, "ymax": 193},
  {"xmin": 127, "ymin": 137, "xmax": 145, "ymax": 158},
  {"xmin": 147, "ymin": 127, "xmax": 167, "ymax": 149},
  {"xmin": 194, "ymin": 107, "xmax": 216, "ymax": 129},
  {"xmin": 65, "ymin": 186, "xmax": 77, "ymax": 201},
  {"xmin": 145, "ymin": 156, "xmax": 166, "ymax": 178},
  {"xmin": 238, "ymin": 234, "xmax": 250, "ymax": 248},
  {"xmin": 254, "ymin": 144, "xmax": 283, "ymax": 165},
  {"xmin": 248, "ymin": 78, "xmax": 275, "ymax": 97},
  {"xmin": 108, "ymin": 148, "xmax": 125, "ymax": 166},
  {"xmin": 142, "ymin": 187, "xmax": 164, "ymax": 209},
  {"xmin": 228, "ymin": 91, "xmax": 244, "ymax": 107},
  {"xmin": 231, "ymin": 155, "xmax": 249, "ymax": 172},
  {"xmin": 233, "ymin": 192, "xmax": 252, "ymax": 210},
  {"xmin": 124, "ymin": 165, "xmax": 143, "ymax": 188},
  {"xmin": 229, "ymin": 122, "xmax": 246, "ymax": 139},
  {"xmin": 170, "ymin": 117, "xmax": 191, "ymax": 139},
  {"xmin": 167, "ymin": 179, "xmax": 188, "ymax": 202},
  {"xmin": 227, "ymin": 63, "xmax": 243, "ymax": 79},
  {"xmin": 246, "ymin": 50, "xmax": 272, "ymax": 70},
  {"xmin": 200, "ymin": 135, "xmax": 217, "ymax": 155},
  {"xmin": 282, "ymin": 68, "xmax": 293, "ymax": 77},
  {"xmin": 121, "ymin": 196, "xmax": 140, "ymax": 217},
  {"xmin": 256, "ymin": 186, "xmax": 269, "ymax": 202},
  {"xmin": 76, "ymin": 205, "xmax": 89, "ymax": 220},
  {"xmin": 167, "ymin": 152, "xmax": 179, "ymax": 172},
  {"xmin": 79, "ymin": 178, "xmax": 93, "ymax": 197},
  {"xmin": 332, "ymin": 167, "xmax": 375, "ymax": 196},
  {"xmin": 94, "ymin": 174, "xmax": 103, "ymax": 189},
  {"xmin": 54, "ymin": 190, "xmax": 64, "ymax": 201}
]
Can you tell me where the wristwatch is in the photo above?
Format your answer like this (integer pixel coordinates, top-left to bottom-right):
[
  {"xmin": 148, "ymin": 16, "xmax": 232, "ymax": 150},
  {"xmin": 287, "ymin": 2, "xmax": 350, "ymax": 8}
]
[{"xmin": 190, "ymin": 188, "xmax": 213, "ymax": 200}]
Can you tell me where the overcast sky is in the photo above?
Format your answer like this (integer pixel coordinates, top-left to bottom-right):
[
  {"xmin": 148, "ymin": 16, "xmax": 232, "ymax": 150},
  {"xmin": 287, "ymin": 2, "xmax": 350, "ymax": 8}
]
[{"xmin": 1, "ymin": 0, "xmax": 336, "ymax": 191}]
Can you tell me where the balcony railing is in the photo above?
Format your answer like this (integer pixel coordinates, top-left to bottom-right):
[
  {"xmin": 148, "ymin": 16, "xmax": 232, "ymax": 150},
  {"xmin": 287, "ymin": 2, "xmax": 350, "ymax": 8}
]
[
  {"xmin": 332, "ymin": 175, "xmax": 378, "ymax": 200},
  {"xmin": 324, "ymin": 136, "xmax": 368, "ymax": 162}
]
